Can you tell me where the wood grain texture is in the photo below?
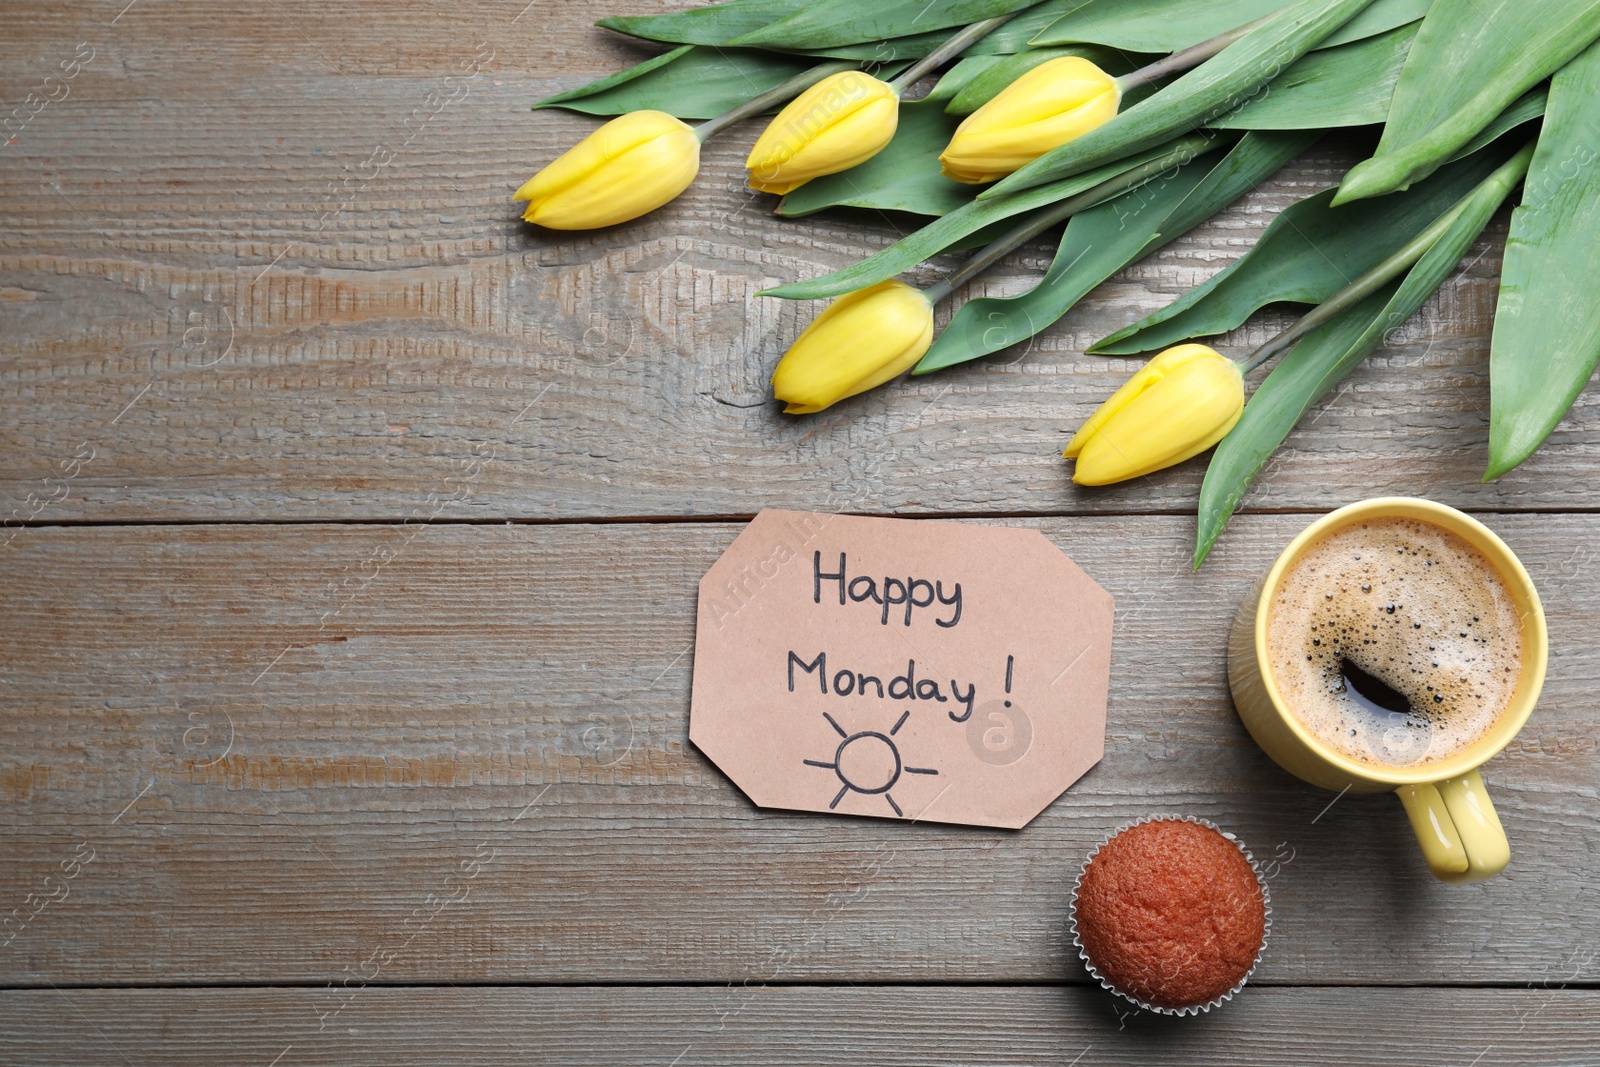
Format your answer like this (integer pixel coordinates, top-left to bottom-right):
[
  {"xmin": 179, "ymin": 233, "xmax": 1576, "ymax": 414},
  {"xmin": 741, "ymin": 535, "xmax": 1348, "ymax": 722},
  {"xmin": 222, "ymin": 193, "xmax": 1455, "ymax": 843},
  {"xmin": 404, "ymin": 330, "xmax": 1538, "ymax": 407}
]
[
  {"xmin": 2, "ymin": 516, "xmax": 1596, "ymax": 985},
  {"xmin": 2, "ymin": 5, "xmax": 1598, "ymax": 523},
  {"xmin": 1, "ymin": 986, "xmax": 1597, "ymax": 1065},
  {"xmin": 4, "ymin": 3, "xmax": 1600, "ymax": 1062}
]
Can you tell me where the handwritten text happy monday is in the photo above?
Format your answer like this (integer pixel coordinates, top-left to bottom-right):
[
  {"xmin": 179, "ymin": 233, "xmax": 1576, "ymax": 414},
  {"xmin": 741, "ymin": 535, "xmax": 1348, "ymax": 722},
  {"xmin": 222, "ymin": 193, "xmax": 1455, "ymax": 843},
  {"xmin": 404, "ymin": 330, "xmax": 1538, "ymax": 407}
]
[{"xmin": 787, "ymin": 551, "xmax": 997, "ymax": 723}]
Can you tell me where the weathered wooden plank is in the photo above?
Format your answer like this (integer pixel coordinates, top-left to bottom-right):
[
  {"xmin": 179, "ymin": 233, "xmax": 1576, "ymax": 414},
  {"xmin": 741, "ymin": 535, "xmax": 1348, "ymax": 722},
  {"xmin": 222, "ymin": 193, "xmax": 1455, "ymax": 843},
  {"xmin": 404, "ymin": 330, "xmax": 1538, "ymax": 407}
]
[
  {"xmin": 0, "ymin": 0, "xmax": 678, "ymax": 78},
  {"xmin": 1, "ymin": 986, "xmax": 1596, "ymax": 1065},
  {"xmin": 2, "ymin": 515, "xmax": 1595, "ymax": 984},
  {"xmin": 2, "ymin": 9, "xmax": 1598, "ymax": 522}
]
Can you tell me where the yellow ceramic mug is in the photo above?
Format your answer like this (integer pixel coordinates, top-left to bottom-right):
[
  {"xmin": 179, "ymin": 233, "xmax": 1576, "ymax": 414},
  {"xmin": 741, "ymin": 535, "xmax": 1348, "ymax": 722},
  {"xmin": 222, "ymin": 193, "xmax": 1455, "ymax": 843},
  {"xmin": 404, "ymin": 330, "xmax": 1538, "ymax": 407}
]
[{"xmin": 1227, "ymin": 498, "xmax": 1547, "ymax": 883}]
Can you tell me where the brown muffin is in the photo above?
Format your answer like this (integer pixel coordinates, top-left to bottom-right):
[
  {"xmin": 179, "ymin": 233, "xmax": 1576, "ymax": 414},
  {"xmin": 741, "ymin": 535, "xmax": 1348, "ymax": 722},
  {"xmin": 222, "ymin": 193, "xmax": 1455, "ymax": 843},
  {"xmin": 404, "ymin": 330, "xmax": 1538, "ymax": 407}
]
[{"xmin": 1073, "ymin": 818, "xmax": 1267, "ymax": 1012}]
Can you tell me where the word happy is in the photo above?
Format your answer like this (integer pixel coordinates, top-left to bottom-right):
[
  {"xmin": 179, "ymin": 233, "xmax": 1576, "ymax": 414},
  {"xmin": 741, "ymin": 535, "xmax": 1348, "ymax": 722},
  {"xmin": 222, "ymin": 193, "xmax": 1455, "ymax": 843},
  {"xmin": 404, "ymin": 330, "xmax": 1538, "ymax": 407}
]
[{"xmin": 813, "ymin": 551, "xmax": 963, "ymax": 628}]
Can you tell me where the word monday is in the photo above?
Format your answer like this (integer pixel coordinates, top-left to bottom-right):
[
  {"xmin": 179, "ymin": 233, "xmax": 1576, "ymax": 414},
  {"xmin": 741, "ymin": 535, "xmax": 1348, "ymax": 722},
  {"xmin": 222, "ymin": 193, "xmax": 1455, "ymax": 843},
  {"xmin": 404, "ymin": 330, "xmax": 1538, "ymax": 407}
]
[{"xmin": 787, "ymin": 651, "xmax": 980, "ymax": 723}]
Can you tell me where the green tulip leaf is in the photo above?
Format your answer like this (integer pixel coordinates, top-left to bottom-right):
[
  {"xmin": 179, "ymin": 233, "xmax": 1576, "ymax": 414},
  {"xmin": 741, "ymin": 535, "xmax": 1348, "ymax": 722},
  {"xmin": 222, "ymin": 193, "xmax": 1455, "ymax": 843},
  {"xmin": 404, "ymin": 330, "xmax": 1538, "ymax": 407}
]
[
  {"xmin": 916, "ymin": 130, "xmax": 1315, "ymax": 374},
  {"xmin": 1031, "ymin": 0, "xmax": 1285, "ymax": 51},
  {"xmin": 535, "ymin": 46, "xmax": 816, "ymax": 119},
  {"xmin": 1197, "ymin": 283, "xmax": 1400, "ymax": 565},
  {"xmin": 1293, "ymin": 0, "xmax": 1426, "ymax": 49},
  {"xmin": 1090, "ymin": 142, "xmax": 1519, "ymax": 356},
  {"xmin": 731, "ymin": 0, "xmax": 1046, "ymax": 50},
  {"xmin": 913, "ymin": 158, "xmax": 1217, "ymax": 375},
  {"xmin": 985, "ymin": 0, "xmax": 1376, "ymax": 197},
  {"xmin": 965, "ymin": 0, "xmax": 1083, "ymax": 54},
  {"xmin": 782, "ymin": 31, "xmax": 951, "ymax": 60},
  {"xmin": 1487, "ymin": 43, "xmax": 1600, "ymax": 480},
  {"xmin": 772, "ymin": 98, "xmax": 976, "ymax": 219},
  {"xmin": 945, "ymin": 45, "xmax": 1154, "ymax": 116},
  {"xmin": 602, "ymin": 0, "xmax": 1083, "ymax": 56},
  {"xmin": 1335, "ymin": 0, "xmax": 1600, "ymax": 203},
  {"xmin": 763, "ymin": 133, "xmax": 1218, "ymax": 297},
  {"xmin": 536, "ymin": 46, "xmax": 691, "ymax": 111},
  {"xmin": 1211, "ymin": 22, "xmax": 1414, "ymax": 131},
  {"xmin": 926, "ymin": 55, "xmax": 1007, "ymax": 103},
  {"xmin": 1448, "ymin": 88, "xmax": 1547, "ymax": 164},
  {"xmin": 597, "ymin": 0, "xmax": 809, "ymax": 46},
  {"xmin": 1030, "ymin": 0, "xmax": 1426, "ymax": 54},
  {"xmin": 1195, "ymin": 140, "xmax": 1534, "ymax": 566}
]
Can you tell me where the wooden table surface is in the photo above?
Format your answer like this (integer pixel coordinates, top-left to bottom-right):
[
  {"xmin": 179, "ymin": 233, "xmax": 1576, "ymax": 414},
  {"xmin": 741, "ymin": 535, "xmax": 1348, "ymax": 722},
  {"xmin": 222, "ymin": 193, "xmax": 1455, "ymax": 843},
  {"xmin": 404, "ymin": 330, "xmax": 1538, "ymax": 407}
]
[{"xmin": 3, "ymin": 2, "xmax": 1597, "ymax": 1063}]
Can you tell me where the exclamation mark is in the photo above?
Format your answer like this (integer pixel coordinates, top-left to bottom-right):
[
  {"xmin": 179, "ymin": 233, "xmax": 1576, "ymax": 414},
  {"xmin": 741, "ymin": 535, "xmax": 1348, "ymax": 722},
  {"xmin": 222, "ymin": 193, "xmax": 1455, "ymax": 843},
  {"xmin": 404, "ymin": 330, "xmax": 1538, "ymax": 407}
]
[{"xmin": 1004, "ymin": 655, "xmax": 1014, "ymax": 707}]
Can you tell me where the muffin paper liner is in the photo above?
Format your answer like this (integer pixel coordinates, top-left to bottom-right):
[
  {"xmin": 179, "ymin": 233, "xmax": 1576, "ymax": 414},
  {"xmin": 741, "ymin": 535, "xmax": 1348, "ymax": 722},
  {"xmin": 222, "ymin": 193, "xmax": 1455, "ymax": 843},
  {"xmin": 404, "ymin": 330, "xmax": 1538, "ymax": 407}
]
[{"xmin": 1069, "ymin": 814, "xmax": 1272, "ymax": 1018}]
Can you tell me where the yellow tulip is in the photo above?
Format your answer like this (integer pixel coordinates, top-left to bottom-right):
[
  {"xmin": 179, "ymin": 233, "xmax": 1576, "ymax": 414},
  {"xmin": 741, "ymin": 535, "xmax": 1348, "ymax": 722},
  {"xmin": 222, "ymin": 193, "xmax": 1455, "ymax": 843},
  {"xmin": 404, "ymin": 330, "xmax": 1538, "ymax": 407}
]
[
  {"xmin": 1065, "ymin": 344, "xmax": 1244, "ymax": 486},
  {"xmin": 771, "ymin": 281, "xmax": 934, "ymax": 414},
  {"xmin": 515, "ymin": 110, "xmax": 700, "ymax": 230},
  {"xmin": 746, "ymin": 71, "xmax": 900, "ymax": 195},
  {"xmin": 940, "ymin": 57, "xmax": 1121, "ymax": 184}
]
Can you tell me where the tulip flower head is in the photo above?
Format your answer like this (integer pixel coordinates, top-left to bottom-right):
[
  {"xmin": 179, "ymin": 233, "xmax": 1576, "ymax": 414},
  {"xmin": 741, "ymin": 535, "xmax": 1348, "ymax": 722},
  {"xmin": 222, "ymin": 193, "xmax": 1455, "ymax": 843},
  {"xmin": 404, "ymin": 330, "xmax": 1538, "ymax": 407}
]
[
  {"xmin": 1065, "ymin": 344, "xmax": 1244, "ymax": 485},
  {"xmin": 771, "ymin": 280, "xmax": 935, "ymax": 414},
  {"xmin": 940, "ymin": 57, "xmax": 1121, "ymax": 184},
  {"xmin": 515, "ymin": 110, "xmax": 700, "ymax": 230},
  {"xmin": 746, "ymin": 71, "xmax": 901, "ymax": 195}
]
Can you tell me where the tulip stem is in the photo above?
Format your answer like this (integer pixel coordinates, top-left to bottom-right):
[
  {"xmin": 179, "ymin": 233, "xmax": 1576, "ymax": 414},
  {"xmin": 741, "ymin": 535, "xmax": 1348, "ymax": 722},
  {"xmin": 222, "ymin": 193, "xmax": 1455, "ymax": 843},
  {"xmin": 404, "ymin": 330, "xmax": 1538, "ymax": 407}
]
[
  {"xmin": 694, "ymin": 60, "xmax": 858, "ymax": 142},
  {"xmin": 886, "ymin": 14, "xmax": 1017, "ymax": 95},
  {"xmin": 922, "ymin": 130, "xmax": 1225, "ymax": 304},
  {"xmin": 1235, "ymin": 209, "xmax": 1467, "ymax": 373},
  {"xmin": 1115, "ymin": 12, "xmax": 1276, "ymax": 92},
  {"xmin": 1237, "ymin": 141, "xmax": 1537, "ymax": 375}
]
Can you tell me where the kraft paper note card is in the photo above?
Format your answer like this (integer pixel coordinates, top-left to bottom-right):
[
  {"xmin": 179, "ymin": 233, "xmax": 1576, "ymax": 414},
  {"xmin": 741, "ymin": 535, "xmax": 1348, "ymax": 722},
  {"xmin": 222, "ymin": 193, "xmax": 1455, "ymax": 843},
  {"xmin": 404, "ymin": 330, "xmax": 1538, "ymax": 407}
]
[{"xmin": 689, "ymin": 510, "xmax": 1114, "ymax": 830}]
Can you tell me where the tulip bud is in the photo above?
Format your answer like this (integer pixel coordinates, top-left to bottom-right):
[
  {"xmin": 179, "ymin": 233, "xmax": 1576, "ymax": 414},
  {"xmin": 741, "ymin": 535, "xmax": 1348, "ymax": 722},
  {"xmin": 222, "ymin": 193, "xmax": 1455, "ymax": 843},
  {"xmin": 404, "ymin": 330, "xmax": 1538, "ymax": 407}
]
[
  {"xmin": 940, "ymin": 57, "xmax": 1121, "ymax": 184},
  {"xmin": 771, "ymin": 280, "xmax": 934, "ymax": 414},
  {"xmin": 515, "ymin": 110, "xmax": 700, "ymax": 230},
  {"xmin": 1065, "ymin": 344, "xmax": 1244, "ymax": 486},
  {"xmin": 746, "ymin": 71, "xmax": 900, "ymax": 195}
]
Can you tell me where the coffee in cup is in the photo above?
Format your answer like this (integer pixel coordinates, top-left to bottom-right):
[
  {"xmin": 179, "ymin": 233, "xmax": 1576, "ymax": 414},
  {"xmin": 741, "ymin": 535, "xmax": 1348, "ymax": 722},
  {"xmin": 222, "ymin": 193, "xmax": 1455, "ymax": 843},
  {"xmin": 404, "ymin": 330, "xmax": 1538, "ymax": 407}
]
[
  {"xmin": 1264, "ymin": 516, "xmax": 1523, "ymax": 769},
  {"xmin": 1227, "ymin": 498, "xmax": 1547, "ymax": 883}
]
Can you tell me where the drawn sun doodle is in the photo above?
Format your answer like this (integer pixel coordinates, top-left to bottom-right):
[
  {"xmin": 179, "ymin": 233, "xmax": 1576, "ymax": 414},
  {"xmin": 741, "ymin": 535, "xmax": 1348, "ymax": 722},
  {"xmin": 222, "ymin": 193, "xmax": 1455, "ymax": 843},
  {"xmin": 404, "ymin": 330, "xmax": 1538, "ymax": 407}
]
[{"xmin": 804, "ymin": 710, "xmax": 939, "ymax": 818}]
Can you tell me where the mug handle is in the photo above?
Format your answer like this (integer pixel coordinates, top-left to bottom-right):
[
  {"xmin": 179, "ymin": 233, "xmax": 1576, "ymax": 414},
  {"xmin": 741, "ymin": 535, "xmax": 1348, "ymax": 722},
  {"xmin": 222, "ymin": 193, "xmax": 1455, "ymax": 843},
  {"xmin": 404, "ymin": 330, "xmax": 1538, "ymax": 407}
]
[{"xmin": 1395, "ymin": 769, "xmax": 1511, "ymax": 883}]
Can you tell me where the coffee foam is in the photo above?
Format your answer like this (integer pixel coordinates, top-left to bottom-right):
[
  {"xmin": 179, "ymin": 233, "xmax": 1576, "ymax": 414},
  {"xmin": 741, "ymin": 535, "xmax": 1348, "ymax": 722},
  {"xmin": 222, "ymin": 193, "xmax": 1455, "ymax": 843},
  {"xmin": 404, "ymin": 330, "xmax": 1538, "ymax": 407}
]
[{"xmin": 1266, "ymin": 517, "xmax": 1522, "ymax": 767}]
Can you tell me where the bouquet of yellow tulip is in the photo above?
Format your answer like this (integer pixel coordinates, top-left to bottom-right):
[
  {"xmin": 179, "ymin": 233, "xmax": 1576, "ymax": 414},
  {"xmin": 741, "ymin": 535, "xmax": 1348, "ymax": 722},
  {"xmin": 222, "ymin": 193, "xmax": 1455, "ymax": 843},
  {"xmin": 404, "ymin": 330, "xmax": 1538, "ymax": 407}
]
[{"xmin": 523, "ymin": 0, "xmax": 1600, "ymax": 564}]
